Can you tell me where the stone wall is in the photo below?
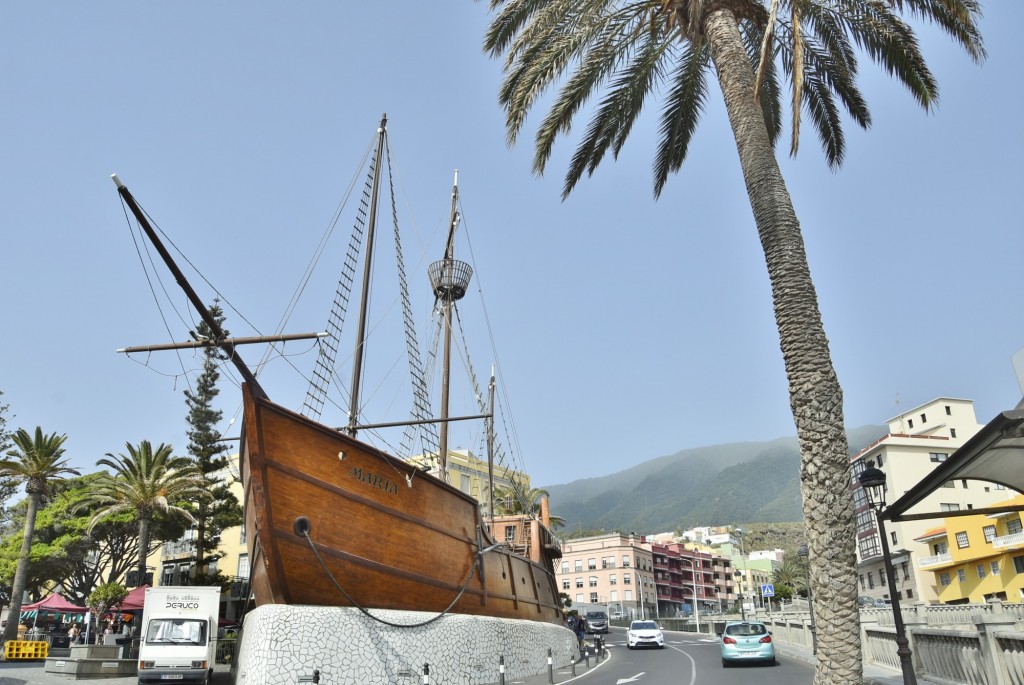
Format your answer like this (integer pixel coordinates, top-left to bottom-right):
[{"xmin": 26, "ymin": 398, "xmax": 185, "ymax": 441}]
[{"xmin": 233, "ymin": 605, "xmax": 577, "ymax": 685}]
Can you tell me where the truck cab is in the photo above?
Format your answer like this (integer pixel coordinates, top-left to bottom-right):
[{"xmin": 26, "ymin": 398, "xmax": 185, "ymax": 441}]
[{"xmin": 137, "ymin": 586, "xmax": 221, "ymax": 685}]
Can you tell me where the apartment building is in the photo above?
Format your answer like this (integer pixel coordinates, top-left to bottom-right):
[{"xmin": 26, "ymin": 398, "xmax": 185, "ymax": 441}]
[
  {"xmin": 850, "ymin": 397, "xmax": 1013, "ymax": 604},
  {"xmin": 914, "ymin": 493, "xmax": 1024, "ymax": 604},
  {"xmin": 558, "ymin": 533, "xmax": 656, "ymax": 619},
  {"xmin": 650, "ymin": 542, "xmax": 736, "ymax": 617},
  {"xmin": 407, "ymin": 448, "xmax": 529, "ymax": 516}
]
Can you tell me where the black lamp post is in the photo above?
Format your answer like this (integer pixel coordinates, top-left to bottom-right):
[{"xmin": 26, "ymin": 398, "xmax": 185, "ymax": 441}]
[
  {"xmin": 733, "ymin": 570, "xmax": 745, "ymax": 620},
  {"xmin": 796, "ymin": 544, "xmax": 817, "ymax": 655},
  {"xmin": 858, "ymin": 462, "xmax": 917, "ymax": 685}
]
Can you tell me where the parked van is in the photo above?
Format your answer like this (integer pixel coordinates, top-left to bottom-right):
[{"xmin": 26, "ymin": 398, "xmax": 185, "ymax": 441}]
[{"xmin": 137, "ymin": 586, "xmax": 221, "ymax": 685}]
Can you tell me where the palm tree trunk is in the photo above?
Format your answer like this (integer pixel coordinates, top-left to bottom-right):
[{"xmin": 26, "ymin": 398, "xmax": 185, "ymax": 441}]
[
  {"xmin": 137, "ymin": 517, "xmax": 151, "ymax": 586},
  {"xmin": 2, "ymin": 493, "xmax": 41, "ymax": 643},
  {"xmin": 703, "ymin": 9, "xmax": 860, "ymax": 685}
]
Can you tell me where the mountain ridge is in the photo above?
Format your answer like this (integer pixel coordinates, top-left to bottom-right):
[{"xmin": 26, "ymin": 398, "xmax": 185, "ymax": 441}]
[{"xmin": 541, "ymin": 424, "xmax": 885, "ymax": 534}]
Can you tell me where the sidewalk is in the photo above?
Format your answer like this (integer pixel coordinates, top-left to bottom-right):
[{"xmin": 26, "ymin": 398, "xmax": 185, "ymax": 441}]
[{"xmin": 774, "ymin": 640, "xmax": 940, "ymax": 685}]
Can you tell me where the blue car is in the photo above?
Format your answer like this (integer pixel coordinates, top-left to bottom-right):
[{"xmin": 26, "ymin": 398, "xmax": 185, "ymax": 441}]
[{"xmin": 719, "ymin": 620, "xmax": 776, "ymax": 667}]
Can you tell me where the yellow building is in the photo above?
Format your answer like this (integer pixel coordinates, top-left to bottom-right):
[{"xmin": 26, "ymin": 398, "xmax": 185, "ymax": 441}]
[
  {"xmin": 407, "ymin": 448, "xmax": 530, "ymax": 514},
  {"xmin": 917, "ymin": 494, "xmax": 1024, "ymax": 604}
]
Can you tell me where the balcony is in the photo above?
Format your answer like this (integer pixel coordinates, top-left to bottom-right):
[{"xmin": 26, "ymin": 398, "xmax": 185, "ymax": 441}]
[
  {"xmin": 993, "ymin": 531, "xmax": 1024, "ymax": 550},
  {"xmin": 918, "ymin": 552, "xmax": 952, "ymax": 568}
]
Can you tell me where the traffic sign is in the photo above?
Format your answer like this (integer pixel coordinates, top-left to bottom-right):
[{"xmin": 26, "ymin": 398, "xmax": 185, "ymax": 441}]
[{"xmin": 761, "ymin": 583, "xmax": 775, "ymax": 597}]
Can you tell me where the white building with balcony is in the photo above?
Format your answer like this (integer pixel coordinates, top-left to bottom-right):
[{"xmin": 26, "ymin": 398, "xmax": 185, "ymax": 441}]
[{"xmin": 850, "ymin": 397, "xmax": 1015, "ymax": 604}]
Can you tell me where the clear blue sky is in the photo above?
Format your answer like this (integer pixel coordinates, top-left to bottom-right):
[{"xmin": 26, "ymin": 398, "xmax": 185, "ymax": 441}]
[{"xmin": 2, "ymin": 3, "xmax": 1022, "ymax": 489}]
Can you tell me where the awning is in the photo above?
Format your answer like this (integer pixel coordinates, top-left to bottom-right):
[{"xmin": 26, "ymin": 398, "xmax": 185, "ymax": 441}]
[{"xmin": 887, "ymin": 406, "xmax": 1024, "ymax": 523}]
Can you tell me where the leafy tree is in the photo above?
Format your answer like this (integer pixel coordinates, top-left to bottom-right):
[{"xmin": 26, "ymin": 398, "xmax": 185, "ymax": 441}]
[
  {"xmin": 0, "ymin": 474, "xmax": 191, "ymax": 603},
  {"xmin": 484, "ymin": 3, "xmax": 983, "ymax": 682},
  {"xmin": 86, "ymin": 582, "xmax": 128, "ymax": 629},
  {"xmin": 78, "ymin": 441, "xmax": 210, "ymax": 588},
  {"xmin": 183, "ymin": 301, "xmax": 242, "ymax": 582},
  {"xmin": 0, "ymin": 393, "xmax": 20, "ymax": 533},
  {"xmin": 0, "ymin": 427, "xmax": 79, "ymax": 643}
]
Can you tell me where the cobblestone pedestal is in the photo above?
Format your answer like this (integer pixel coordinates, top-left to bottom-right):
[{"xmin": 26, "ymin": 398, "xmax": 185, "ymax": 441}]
[{"xmin": 232, "ymin": 605, "xmax": 577, "ymax": 685}]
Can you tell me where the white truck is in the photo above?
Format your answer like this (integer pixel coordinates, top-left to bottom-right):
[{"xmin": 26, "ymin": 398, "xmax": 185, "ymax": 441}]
[{"xmin": 137, "ymin": 586, "xmax": 221, "ymax": 685}]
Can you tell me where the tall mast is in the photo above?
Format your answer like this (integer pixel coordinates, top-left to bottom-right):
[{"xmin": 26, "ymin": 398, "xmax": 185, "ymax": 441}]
[
  {"xmin": 111, "ymin": 174, "xmax": 265, "ymax": 399},
  {"xmin": 487, "ymin": 366, "xmax": 496, "ymax": 528},
  {"xmin": 347, "ymin": 114, "xmax": 388, "ymax": 436},
  {"xmin": 428, "ymin": 170, "xmax": 473, "ymax": 480}
]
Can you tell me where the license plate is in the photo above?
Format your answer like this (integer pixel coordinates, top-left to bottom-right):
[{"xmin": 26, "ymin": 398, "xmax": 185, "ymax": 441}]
[{"xmin": 161, "ymin": 675, "xmax": 184, "ymax": 680}]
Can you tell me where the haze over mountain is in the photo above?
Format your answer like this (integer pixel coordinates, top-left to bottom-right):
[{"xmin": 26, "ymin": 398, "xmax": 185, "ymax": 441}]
[{"xmin": 543, "ymin": 425, "xmax": 886, "ymax": 535}]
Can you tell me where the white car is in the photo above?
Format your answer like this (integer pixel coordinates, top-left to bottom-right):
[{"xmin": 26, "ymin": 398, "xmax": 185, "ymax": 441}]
[{"xmin": 626, "ymin": 620, "xmax": 664, "ymax": 649}]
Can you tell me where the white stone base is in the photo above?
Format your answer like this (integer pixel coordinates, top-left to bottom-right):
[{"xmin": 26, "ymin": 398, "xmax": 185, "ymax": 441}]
[{"xmin": 232, "ymin": 605, "xmax": 578, "ymax": 685}]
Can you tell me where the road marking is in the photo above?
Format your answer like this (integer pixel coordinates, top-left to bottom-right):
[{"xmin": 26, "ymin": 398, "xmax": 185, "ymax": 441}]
[{"xmin": 615, "ymin": 673, "xmax": 646, "ymax": 684}]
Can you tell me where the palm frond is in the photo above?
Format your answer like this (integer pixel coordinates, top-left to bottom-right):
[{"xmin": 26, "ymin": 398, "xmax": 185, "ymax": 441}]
[{"xmin": 653, "ymin": 42, "xmax": 709, "ymax": 197}]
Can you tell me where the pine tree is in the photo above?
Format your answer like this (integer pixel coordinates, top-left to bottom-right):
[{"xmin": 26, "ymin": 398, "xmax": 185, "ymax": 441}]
[{"xmin": 184, "ymin": 301, "xmax": 242, "ymax": 583}]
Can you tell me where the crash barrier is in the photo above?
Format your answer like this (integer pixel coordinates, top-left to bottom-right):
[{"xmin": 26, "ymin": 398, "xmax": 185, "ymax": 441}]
[
  {"xmin": 4, "ymin": 639, "xmax": 49, "ymax": 660},
  {"xmin": 766, "ymin": 600, "xmax": 1024, "ymax": 685}
]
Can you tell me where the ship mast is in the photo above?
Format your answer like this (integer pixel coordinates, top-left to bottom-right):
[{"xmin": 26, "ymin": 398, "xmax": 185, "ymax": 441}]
[
  {"xmin": 346, "ymin": 114, "xmax": 388, "ymax": 436},
  {"xmin": 428, "ymin": 170, "xmax": 473, "ymax": 480}
]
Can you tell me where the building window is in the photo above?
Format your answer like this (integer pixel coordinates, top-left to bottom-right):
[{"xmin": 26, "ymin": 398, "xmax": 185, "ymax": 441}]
[
  {"xmin": 575, "ymin": 560, "xmax": 583, "ymax": 572},
  {"xmin": 1008, "ymin": 519, "xmax": 1023, "ymax": 535},
  {"xmin": 945, "ymin": 405, "xmax": 952, "ymax": 415},
  {"xmin": 934, "ymin": 540, "xmax": 949, "ymax": 555},
  {"xmin": 859, "ymin": 574, "xmax": 866, "ymax": 590},
  {"xmin": 590, "ymin": 592, "xmax": 598, "ymax": 603},
  {"xmin": 611, "ymin": 590, "xmax": 618, "ymax": 601},
  {"xmin": 908, "ymin": 419, "xmax": 914, "ymax": 429},
  {"xmin": 956, "ymin": 532, "xmax": 970, "ymax": 549},
  {"xmin": 940, "ymin": 503, "xmax": 960, "ymax": 512},
  {"xmin": 576, "ymin": 578, "xmax": 584, "ymax": 588},
  {"xmin": 930, "ymin": 453, "xmax": 949, "ymax": 462},
  {"xmin": 504, "ymin": 526, "xmax": 517, "ymax": 543},
  {"xmin": 891, "ymin": 531, "xmax": 897, "ymax": 544},
  {"xmin": 562, "ymin": 580, "xmax": 570, "ymax": 590},
  {"xmin": 907, "ymin": 589, "xmax": 914, "ymax": 599},
  {"xmin": 1014, "ymin": 556, "xmax": 1024, "ymax": 574},
  {"xmin": 879, "ymin": 568, "xmax": 886, "ymax": 585},
  {"xmin": 623, "ymin": 555, "xmax": 631, "ymax": 568},
  {"xmin": 588, "ymin": 558, "xmax": 596, "ymax": 570},
  {"xmin": 868, "ymin": 573, "xmax": 875, "ymax": 589},
  {"xmin": 859, "ymin": 535, "xmax": 881, "ymax": 560},
  {"xmin": 624, "ymin": 574, "xmax": 631, "ymax": 585},
  {"xmin": 939, "ymin": 572, "xmax": 951, "ymax": 587},
  {"xmin": 239, "ymin": 523, "xmax": 247, "ymax": 545},
  {"xmin": 983, "ymin": 525, "xmax": 996, "ymax": 543},
  {"xmin": 962, "ymin": 480, "xmax": 969, "ymax": 488},
  {"xmin": 589, "ymin": 576, "xmax": 598, "ymax": 588},
  {"xmin": 921, "ymin": 413, "xmax": 927, "ymax": 423},
  {"xmin": 625, "ymin": 590, "xmax": 633, "ymax": 601},
  {"xmin": 902, "ymin": 561, "xmax": 910, "ymax": 581},
  {"xmin": 561, "ymin": 562, "xmax": 570, "ymax": 574},
  {"xmin": 977, "ymin": 564, "xmax": 987, "ymax": 579},
  {"xmin": 575, "ymin": 594, "xmax": 583, "ymax": 603},
  {"xmin": 951, "ymin": 428, "xmax": 957, "ymax": 438},
  {"xmin": 991, "ymin": 561, "xmax": 1001, "ymax": 576},
  {"xmin": 610, "ymin": 574, "xmax": 617, "ymax": 585},
  {"xmin": 878, "ymin": 454, "xmax": 885, "ymax": 467},
  {"xmin": 957, "ymin": 568, "xmax": 967, "ymax": 582}
]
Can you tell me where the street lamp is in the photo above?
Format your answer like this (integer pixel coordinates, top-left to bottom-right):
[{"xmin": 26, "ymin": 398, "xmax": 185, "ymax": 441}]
[
  {"xmin": 733, "ymin": 570, "xmax": 745, "ymax": 620},
  {"xmin": 796, "ymin": 544, "xmax": 817, "ymax": 655},
  {"xmin": 679, "ymin": 557, "xmax": 700, "ymax": 635},
  {"xmin": 634, "ymin": 571, "xmax": 645, "ymax": 620},
  {"xmin": 859, "ymin": 462, "xmax": 917, "ymax": 685}
]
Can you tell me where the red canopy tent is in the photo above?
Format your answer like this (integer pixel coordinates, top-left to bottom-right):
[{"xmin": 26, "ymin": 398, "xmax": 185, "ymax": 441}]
[
  {"xmin": 21, "ymin": 593, "xmax": 87, "ymax": 614},
  {"xmin": 114, "ymin": 584, "xmax": 148, "ymax": 611}
]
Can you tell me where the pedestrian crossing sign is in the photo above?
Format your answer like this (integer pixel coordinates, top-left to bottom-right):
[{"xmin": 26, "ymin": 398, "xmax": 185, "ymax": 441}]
[{"xmin": 761, "ymin": 583, "xmax": 775, "ymax": 597}]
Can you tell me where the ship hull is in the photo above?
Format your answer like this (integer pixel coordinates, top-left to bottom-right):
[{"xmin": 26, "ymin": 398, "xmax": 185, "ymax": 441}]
[{"xmin": 239, "ymin": 383, "xmax": 563, "ymax": 624}]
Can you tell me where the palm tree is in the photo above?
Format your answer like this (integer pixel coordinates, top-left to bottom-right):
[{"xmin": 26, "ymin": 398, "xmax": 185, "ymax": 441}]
[
  {"xmin": 80, "ymin": 441, "xmax": 210, "ymax": 587},
  {"xmin": 484, "ymin": 3, "xmax": 984, "ymax": 682},
  {"xmin": 493, "ymin": 481, "xmax": 566, "ymax": 528},
  {"xmin": 0, "ymin": 427, "xmax": 79, "ymax": 643}
]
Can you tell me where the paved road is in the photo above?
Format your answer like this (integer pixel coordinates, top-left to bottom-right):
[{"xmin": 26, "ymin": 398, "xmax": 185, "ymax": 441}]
[{"xmin": 0, "ymin": 631, "xmax": 937, "ymax": 685}]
